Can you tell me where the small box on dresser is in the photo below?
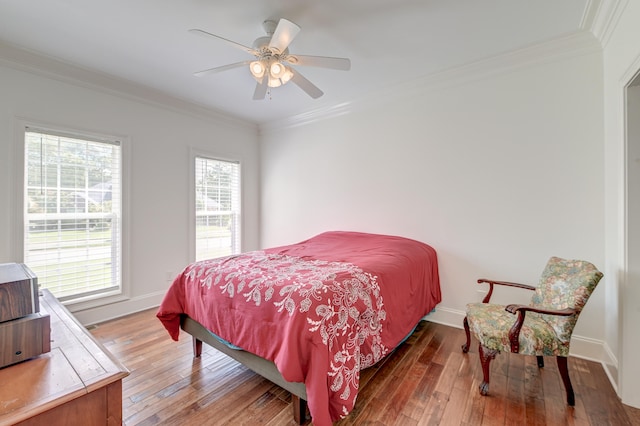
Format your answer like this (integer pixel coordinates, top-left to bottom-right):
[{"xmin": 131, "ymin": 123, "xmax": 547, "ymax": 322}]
[
  {"xmin": 0, "ymin": 263, "xmax": 40, "ymax": 321},
  {"xmin": 0, "ymin": 263, "xmax": 51, "ymax": 369}
]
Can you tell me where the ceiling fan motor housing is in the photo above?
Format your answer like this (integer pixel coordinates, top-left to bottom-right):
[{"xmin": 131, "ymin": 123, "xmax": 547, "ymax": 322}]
[
  {"xmin": 253, "ymin": 19, "xmax": 290, "ymax": 58},
  {"xmin": 252, "ymin": 36, "xmax": 273, "ymax": 54},
  {"xmin": 262, "ymin": 20, "xmax": 278, "ymax": 36}
]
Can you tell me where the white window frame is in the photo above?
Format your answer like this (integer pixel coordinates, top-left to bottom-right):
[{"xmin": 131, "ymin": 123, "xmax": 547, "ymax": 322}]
[
  {"xmin": 189, "ymin": 149, "xmax": 242, "ymax": 262},
  {"xmin": 13, "ymin": 119, "xmax": 130, "ymax": 309}
]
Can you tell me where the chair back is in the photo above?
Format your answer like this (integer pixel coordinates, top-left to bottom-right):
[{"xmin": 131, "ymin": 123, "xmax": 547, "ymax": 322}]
[{"xmin": 530, "ymin": 257, "xmax": 603, "ymax": 347}]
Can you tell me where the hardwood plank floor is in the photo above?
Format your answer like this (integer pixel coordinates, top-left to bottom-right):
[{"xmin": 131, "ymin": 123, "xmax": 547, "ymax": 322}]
[{"xmin": 90, "ymin": 308, "xmax": 640, "ymax": 425}]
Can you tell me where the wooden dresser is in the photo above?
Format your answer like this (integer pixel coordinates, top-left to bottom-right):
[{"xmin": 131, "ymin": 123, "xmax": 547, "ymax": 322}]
[{"xmin": 0, "ymin": 289, "xmax": 129, "ymax": 426}]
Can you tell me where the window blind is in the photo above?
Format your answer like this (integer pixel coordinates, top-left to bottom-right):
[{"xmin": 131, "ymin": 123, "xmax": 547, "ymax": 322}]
[
  {"xmin": 194, "ymin": 156, "xmax": 241, "ymax": 261},
  {"xmin": 24, "ymin": 128, "xmax": 122, "ymax": 301}
]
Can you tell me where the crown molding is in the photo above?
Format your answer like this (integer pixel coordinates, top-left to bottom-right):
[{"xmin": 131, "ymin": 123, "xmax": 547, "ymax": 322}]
[
  {"xmin": 581, "ymin": 0, "xmax": 628, "ymax": 47},
  {"xmin": 580, "ymin": 0, "xmax": 602, "ymax": 31},
  {"xmin": 0, "ymin": 41, "xmax": 256, "ymax": 132},
  {"xmin": 263, "ymin": 30, "xmax": 601, "ymax": 133},
  {"xmin": 259, "ymin": 101, "xmax": 354, "ymax": 134},
  {"xmin": 403, "ymin": 30, "xmax": 600, "ymax": 94}
]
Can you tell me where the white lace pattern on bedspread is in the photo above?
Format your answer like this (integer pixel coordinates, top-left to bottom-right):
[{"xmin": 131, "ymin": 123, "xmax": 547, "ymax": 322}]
[{"xmin": 186, "ymin": 251, "xmax": 389, "ymax": 418}]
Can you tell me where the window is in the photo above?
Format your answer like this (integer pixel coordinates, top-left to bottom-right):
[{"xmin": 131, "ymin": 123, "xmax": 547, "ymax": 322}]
[
  {"xmin": 195, "ymin": 156, "xmax": 240, "ymax": 261},
  {"xmin": 23, "ymin": 128, "xmax": 122, "ymax": 302}
]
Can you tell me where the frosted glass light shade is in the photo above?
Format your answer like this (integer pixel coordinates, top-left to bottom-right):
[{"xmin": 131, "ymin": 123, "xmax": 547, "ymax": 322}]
[{"xmin": 250, "ymin": 61, "xmax": 265, "ymax": 79}]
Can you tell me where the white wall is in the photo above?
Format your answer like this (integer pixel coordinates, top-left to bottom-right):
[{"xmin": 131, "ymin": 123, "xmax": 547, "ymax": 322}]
[
  {"xmin": 0, "ymin": 58, "xmax": 260, "ymax": 324},
  {"xmin": 260, "ymin": 36, "xmax": 606, "ymax": 359},
  {"xmin": 601, "ymin": 0, "xmax": 640, "ymax": 407}
]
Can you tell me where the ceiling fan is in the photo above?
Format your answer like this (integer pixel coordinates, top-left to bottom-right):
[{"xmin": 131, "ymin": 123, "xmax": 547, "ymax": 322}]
[{"xmin": 189, "ymin": 18, "xmax": 351, "ymax": 100}]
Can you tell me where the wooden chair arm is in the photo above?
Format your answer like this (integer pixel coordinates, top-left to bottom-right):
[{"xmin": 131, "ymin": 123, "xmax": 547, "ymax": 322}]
[
  {"xmin": 504, "ymin": 304, "xmax": 576, "ymax": 317},
  {"xmin": 477, "ymin": 279, "xmax": 536, "ymax": 303},
  {"xmin": 503, "ymin": 304, "xmax": 576, "ymax": 353}
]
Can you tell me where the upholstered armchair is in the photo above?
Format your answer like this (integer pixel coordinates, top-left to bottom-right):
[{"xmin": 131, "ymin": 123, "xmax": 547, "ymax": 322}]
[{"xmin": 461, "ymin": 257, "xmax": 603, "ymax": 405}]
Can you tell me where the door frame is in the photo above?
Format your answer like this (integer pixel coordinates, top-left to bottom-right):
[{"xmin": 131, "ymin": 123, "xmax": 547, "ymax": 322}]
[{"xmin": 622, "ymin": 69, "xmax": 640, "ymax": 408}]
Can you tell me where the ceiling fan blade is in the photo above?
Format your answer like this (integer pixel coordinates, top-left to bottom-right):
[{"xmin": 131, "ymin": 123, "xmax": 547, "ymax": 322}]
[
  {"xmin": 269, "ymin": 18, "xmax": 301, "ymax": 54},
  {"xmin": 290, "ymin": 69, "xmax": 324, "ymax": 99},
  {"xmin": 193, "ymin": 61, "xmax": 252, "ymax": 77},
  {"xmin": 285, "ymin": 55, "xmax": 351, "ymax": 71},
  {"xmin": 189, "ymin": 29, "xmax": 257, "ymax": 55},
  {"xmin": 253, "ymin": 77, "xmax": 269, "ymax": 100}
]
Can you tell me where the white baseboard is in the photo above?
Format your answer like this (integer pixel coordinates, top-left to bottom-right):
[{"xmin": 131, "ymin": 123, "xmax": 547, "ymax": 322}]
[
  {"xmin": 423, "ymin": 306, "xmax": 466, "ymax": 329},
  {"xmin": 70, "ymin": 291, "xmax": 165, "ymax": 326}
]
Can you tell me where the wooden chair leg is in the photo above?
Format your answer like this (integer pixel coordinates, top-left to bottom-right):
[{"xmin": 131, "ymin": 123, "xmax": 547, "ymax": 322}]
[
  {"xmin": 462, "ymin": 316, "xmax": 471, "ymax": 353},
  {"xmin": 557, "ymin": 356, "xmax": 575, "ymax": 406},
  {"xmin": 537, "ymin": 355, "xmax": 544, "ymax": 368},
  {"xmin": 478, "ymin": 344, "xmax": 498, "ymax": 395},
  {"xmin": 192, "ymin": 337, "xmax": 203, "ymax": 358}
]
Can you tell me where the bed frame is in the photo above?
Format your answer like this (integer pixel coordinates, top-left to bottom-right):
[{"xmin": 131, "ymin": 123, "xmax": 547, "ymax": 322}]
[{"xmin": 180, "ymin": 315, "xmax": 308, "ymax": 424}]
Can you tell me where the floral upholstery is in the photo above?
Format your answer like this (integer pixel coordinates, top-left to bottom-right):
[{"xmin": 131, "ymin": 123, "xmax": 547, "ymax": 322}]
[{"xmin": 466, "ymin": 257, "xmax": 603, "ymax": 356}]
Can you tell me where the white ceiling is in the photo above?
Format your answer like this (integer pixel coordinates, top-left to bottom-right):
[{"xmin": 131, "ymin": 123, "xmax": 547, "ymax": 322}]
[{"xmin": 0, "ymin": 0, "xmax": 592, "ymax": 125}]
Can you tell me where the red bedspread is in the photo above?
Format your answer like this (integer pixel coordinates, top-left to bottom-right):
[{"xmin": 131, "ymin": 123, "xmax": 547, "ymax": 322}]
[{"xmin": 157, "ymin": 231, "xmax": 441, "ymax": 425}]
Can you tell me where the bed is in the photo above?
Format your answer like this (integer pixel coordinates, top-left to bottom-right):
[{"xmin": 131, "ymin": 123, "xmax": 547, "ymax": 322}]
[{"xmin": 157, "ymin": 231, "xmax": 441, "ymax": 425}]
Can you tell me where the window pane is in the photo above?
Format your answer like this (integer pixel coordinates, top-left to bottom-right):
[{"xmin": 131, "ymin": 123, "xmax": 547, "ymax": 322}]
[
  {"xmin": 24, "ymin": 129, "xmax": 122, "ymax": 301},
  {"xmin": 195, "ymin": 157, "xmax": 240, "ymax": 261}
]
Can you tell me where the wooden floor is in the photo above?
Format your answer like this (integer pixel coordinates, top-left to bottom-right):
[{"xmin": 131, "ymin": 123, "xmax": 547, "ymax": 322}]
[{"xmin": 90, "ymin": 308, "xmax": 640, "ymax": 425}]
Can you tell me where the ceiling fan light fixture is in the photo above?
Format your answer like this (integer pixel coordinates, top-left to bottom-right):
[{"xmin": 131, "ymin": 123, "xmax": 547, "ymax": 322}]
[
  {"xmin": 269, "ymin": 61, "xmax": 286, "ymax": 78},
  {"xmin": 267, "ymin": 75, "xmax": 282, "ymax": 88},
  {"xmin": 266, "ymin": 65, "xmax": 294, "ymax": 88},
  {"xmin": 249, "ymin": 60, "xmax": 265, "ymax": 79},
  {"xmin": 281, "ymin": 68, "xmax": 293, "ymax": 84}
]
